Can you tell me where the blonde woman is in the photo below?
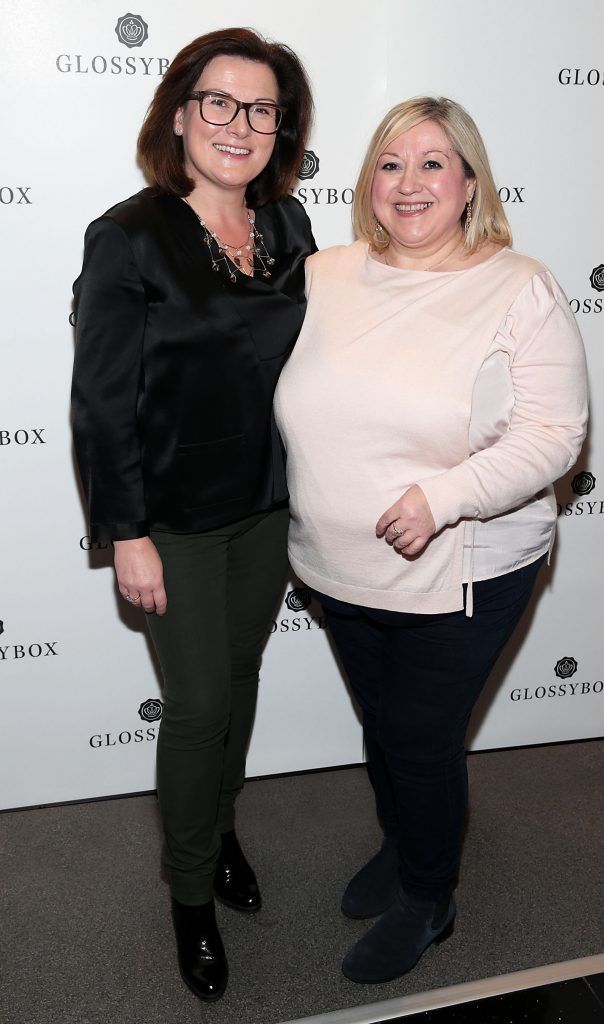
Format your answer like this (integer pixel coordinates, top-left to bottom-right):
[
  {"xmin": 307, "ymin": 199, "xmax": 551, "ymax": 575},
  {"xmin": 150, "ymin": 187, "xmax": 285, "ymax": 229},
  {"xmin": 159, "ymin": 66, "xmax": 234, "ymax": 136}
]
[{"xmin": 275, "ymin": 97, "xmax": 587, "ymax": 983}]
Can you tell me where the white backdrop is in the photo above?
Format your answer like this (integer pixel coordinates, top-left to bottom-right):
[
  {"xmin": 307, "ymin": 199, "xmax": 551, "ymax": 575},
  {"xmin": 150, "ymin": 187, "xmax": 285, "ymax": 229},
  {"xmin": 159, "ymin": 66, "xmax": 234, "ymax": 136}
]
[{"xmin": 1, "ymin": 0, "xmax": 602, "ymax": 810}]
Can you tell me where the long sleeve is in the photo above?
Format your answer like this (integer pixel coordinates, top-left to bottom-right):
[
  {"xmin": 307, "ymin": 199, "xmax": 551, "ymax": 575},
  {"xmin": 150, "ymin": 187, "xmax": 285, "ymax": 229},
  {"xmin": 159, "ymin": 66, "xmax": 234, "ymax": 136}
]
[
  {"xmin": 418, "ymin": 272, "xmax": 588, "ymax": 532},
  {"xmin": 71, "ymin": 217, "xmax": 149, "ymax": 542}
]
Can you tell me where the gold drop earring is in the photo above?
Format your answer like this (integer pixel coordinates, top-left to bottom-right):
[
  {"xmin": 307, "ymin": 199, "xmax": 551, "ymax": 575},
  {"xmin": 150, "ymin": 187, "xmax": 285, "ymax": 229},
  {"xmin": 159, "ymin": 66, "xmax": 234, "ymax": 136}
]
[{"xmin": 464, "ymin": 194, "xmax": 474, "ymax": 238}]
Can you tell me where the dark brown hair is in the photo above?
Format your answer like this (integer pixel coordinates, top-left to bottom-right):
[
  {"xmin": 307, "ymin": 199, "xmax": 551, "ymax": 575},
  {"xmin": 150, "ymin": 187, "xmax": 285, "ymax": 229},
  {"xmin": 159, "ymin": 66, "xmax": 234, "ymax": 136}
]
[{"xmin": 138, "ymin": 27, "xmax": 313, "ymax": 206}]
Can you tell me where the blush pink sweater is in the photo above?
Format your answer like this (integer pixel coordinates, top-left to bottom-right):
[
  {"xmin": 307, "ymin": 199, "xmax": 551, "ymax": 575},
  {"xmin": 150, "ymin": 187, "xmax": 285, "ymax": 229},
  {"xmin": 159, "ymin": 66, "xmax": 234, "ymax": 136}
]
[{"xmin": 274, "ymin": 242, "xmax": 588, "ymax": 615}]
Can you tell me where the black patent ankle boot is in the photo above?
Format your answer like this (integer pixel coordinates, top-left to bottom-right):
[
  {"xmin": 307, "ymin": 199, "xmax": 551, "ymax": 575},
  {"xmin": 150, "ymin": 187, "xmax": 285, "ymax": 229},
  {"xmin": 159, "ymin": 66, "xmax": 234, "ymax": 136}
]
[
  {"xmin": 171, "ymin": 897, "xmax": 228, "ymax": 1001},
  {"xmin": 214, "ymin": 829, "xmax": 261, "ymax": 912}
]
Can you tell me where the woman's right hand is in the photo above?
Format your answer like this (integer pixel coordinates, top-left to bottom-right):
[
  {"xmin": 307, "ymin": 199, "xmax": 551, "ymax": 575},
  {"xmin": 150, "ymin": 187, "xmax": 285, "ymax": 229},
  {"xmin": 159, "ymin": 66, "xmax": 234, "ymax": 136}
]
[{"xmin": 114, "ymin": 537, "xmax": 167, "ymax": 616}]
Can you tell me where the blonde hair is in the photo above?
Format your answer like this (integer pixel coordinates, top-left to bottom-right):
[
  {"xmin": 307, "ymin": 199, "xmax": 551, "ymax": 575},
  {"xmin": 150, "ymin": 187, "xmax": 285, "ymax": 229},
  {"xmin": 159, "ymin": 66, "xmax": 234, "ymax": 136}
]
[{"xmin": 353, "ymin": 96, "xmax": 512, "ymax": 256}]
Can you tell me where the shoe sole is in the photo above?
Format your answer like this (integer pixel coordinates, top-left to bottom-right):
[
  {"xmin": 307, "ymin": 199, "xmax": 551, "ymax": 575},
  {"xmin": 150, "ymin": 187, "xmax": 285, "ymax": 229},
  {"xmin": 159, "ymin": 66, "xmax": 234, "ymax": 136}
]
[
  {"xmin": 179, "ymin": 966, "xmax": 229, "ymax": 1002},
  {"xmin": 341, "ymin": 919, "xmax": 455, "ymax": 984},
  {"xmin": 341, "ymin": 899, "xmax": 396, "ymax": 920},
  {"xmin": 214, "ymin": 892, "xmax": 262, "ymax": 914}
]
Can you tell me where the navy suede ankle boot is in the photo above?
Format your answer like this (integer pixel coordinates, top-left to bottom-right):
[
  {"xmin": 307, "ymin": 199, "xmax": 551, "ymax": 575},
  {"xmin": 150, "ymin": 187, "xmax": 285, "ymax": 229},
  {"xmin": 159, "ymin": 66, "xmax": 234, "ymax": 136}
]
[
  {"xmin": 342, "ymin": 887, "xmax": 455, "ymax": 983},
  {"xmin": 341, "ymin": 837, "xmax": 399, "ymax": 919}
]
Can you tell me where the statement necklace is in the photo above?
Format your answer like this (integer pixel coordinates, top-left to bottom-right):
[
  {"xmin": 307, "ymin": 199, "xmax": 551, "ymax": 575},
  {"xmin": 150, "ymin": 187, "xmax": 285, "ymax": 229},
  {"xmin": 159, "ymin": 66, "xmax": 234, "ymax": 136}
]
[{"xmin": 184, "ymin": 198, "xmax": 275, "ymax": 283}]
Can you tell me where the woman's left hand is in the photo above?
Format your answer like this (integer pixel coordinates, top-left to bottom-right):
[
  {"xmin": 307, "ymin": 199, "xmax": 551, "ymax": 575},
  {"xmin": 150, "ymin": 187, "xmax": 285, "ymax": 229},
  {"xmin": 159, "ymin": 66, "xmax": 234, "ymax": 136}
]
[{"xmin": 376, "ymin": 484, "xmax": 436, "ymax": 556}]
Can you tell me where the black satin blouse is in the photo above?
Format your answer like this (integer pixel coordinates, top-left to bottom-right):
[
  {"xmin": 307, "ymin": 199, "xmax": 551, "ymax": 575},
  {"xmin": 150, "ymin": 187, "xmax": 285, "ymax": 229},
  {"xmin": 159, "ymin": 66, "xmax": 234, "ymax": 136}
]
[{"xmin": 71, "ymin": 188, "xmax": 316, "ymax": 542}]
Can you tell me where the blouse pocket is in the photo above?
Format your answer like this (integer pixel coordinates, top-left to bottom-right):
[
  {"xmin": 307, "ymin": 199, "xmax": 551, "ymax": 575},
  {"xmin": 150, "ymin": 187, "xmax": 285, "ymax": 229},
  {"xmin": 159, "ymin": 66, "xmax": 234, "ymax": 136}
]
[{"xmin": 176, "ymin": 434, "xmax": 247, "ymax": 510}]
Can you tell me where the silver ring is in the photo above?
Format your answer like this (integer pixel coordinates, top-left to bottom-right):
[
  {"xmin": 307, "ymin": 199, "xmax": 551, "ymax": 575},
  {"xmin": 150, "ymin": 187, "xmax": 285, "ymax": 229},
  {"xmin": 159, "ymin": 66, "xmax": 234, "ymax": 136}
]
[
  {"xmin": 124, "ymin": 594, "xmax": 137, "ymax": 604},
  {"xmin": 391, "ymin": 523, "xmax": 404, "ymax": 536}
]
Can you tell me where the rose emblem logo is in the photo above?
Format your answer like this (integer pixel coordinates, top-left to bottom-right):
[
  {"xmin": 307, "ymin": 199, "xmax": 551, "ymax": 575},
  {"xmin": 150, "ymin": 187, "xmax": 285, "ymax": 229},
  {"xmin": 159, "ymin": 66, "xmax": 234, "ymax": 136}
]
[
  {"xmin": 138, "ymin": 698, "xmax": 163, "ymax": 722},
  {"xmin": 285, "ymin": 588, "xmax": 312, "ymax": 612},
  {"xmin": 115, "ymin": 14, "xmax": 149, "ymax": 48},
  {"xmin": 589, "ymin": 265, "xmax": 604, "ymax": 292},
  {"xmin": 555, "ymin": 657, "xmax": 578, "ymax": 679},
  {"xmin": 572, "ymin": 471, "xmax": 596, "ymax": 496},
  {"xmin": 298, "ymin": 150, "xmax": 320, "ymax": 180}
]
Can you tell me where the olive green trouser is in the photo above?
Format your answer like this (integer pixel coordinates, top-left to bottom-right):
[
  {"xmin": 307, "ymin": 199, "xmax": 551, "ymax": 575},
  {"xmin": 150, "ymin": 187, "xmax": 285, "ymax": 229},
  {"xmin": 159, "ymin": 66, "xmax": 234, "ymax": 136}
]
[{"xmin": 147, "ymin": 508, "xmax": 289, "ymax": 905}]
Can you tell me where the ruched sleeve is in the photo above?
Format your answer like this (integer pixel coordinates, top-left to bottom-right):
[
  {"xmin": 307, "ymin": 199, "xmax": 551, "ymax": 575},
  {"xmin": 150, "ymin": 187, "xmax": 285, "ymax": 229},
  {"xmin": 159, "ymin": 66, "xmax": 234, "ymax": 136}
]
[
  {"xmin": 71, "ymin": 217, "xmax": 149, "ymax": 542},
  {"xmin": 418, "ymin": 271, "xmax": 588, "ymax": 532}
]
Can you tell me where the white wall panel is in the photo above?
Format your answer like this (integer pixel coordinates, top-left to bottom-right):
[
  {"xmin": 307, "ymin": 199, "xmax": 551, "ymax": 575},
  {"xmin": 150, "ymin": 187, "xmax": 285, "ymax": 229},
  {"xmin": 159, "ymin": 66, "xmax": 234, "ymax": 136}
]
[{"xmin": 1, "ymin": 0, "xmax": 601, "ymax": 809}]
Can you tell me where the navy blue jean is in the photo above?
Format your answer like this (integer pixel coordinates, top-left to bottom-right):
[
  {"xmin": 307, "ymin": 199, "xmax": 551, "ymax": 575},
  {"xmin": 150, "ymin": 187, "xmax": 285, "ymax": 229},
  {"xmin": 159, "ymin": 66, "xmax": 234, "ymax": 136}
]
[{"xmin": 314, "ymin": 555, "xmax": 545, "ymax": 900}]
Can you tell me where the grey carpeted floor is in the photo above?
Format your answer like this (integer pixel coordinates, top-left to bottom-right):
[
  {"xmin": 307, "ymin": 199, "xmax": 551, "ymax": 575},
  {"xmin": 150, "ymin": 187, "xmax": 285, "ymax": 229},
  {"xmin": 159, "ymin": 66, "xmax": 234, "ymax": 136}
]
[{"xmin": 1, "ymin": 740, "xmax": 603, "ymax": 1024}]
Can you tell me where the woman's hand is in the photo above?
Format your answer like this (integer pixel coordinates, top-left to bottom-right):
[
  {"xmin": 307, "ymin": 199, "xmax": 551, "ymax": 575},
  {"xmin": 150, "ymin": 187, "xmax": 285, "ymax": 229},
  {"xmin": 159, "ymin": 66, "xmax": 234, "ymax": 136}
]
[
  {"xmin": 376, "ymin": 485, "xmax": 436, "ymax": 556},
  {"xmin": 114, "ymin": 537, "xmax": 167, "ymax": 615}
]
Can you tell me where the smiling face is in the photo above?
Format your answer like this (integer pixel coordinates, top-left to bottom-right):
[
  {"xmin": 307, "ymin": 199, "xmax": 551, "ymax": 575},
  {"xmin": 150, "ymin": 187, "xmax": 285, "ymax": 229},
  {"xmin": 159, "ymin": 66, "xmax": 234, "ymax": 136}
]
[
  {"xmin": 371, "ymin": 119, "xmax": 475, "ymax": 255},
  {"xmin": 174, "ymin": 54, "xmax": 279, "ymax": 199}
]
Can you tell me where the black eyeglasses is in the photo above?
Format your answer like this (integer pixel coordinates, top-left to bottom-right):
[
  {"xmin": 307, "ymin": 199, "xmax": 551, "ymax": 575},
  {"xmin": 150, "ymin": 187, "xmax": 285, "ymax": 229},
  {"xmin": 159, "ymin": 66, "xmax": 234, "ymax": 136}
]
[{"xmin": 186, "ymin": 91, "xmax": 286, "ymax": 135}]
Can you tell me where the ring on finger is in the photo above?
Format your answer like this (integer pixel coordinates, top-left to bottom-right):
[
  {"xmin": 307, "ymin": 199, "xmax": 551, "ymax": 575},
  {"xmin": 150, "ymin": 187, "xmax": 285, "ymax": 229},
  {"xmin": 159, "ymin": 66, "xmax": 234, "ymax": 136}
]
[
  {"xmin": 391, "ymin": 523, "xmax": 404, "ymax": 536},
  {"xmin": 124, "ymin": 594, "xmax": 138, "ymax": 604}
]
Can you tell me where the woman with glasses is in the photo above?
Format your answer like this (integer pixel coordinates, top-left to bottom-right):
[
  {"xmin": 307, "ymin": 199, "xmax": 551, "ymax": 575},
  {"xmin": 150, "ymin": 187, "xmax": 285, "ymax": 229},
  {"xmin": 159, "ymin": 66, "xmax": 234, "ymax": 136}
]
[{"xmin": 72, "ymin": 28, "xmax": 314, "ymax": 1002}]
